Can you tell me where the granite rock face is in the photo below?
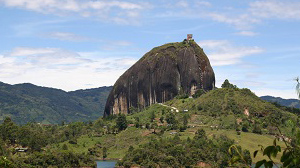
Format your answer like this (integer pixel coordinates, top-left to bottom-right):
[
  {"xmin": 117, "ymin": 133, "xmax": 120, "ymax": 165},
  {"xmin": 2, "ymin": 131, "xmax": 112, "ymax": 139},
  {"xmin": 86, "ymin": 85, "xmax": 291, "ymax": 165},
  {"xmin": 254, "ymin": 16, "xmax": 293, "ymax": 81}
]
[{"xmin": 104, "ymin": 41, "xmax": 215, "ymax": 116}]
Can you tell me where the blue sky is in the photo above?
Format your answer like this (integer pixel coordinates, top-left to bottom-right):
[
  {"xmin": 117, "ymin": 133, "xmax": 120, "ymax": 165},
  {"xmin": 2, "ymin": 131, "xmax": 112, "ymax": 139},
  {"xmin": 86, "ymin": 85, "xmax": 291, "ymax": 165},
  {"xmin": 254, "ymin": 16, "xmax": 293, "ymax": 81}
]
[{"xmin": 0, "ymin": 0, "xmax": 300, "ymax": 99}]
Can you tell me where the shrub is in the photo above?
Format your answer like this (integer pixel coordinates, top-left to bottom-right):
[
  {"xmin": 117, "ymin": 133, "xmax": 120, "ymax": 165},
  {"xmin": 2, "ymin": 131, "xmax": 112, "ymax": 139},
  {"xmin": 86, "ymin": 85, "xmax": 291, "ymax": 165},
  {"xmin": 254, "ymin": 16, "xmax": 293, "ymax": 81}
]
[
  {"xmin": 62, "ymin": 144, "xmax": 68, "ymax": 150},
  {"xmin": 68, "ymin": 139, "xmax": 77, "ymax": 144}
]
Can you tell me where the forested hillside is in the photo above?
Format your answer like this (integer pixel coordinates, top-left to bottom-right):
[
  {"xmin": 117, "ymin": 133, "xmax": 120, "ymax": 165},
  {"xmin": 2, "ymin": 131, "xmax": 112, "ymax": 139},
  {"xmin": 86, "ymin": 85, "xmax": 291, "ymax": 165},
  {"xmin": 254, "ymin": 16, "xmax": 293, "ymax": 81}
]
[
  {"xmin": 261, "ymin": 95, "xmax": 300, "ymax": 109},
  {"xmin": 0, "ymin": 82, "xmax": 112, "ymax": 124}
]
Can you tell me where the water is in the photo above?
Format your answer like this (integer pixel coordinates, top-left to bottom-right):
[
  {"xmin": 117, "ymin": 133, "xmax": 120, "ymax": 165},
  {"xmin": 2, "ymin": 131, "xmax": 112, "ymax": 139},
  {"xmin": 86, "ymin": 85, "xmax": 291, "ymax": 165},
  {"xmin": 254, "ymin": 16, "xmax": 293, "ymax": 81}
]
[{"xmin": 96, "ymin": 160, "xmax": 117, "ymax": 168}]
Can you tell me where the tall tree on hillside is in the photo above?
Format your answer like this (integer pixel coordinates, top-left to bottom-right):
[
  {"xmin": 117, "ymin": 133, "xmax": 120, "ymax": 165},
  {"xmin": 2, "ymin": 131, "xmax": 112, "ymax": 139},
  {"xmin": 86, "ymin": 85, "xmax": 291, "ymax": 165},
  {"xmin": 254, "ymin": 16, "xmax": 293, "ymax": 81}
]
[
  {"xmin": 0, "ymin": 117, "xmax": 18, "ymax": 144},
  {"xmin": 183, "ymin": 114, "xmax": 189, "ymax": 126},
  {"xmin": 166, "ymin": 113, "xmax": 176, "ymax": 125},
  {"xmin": 150, "ymin": 111, "xmax": 155, "ymax": 122},
  {"xmin": 103, "ymin": 147, "xmax": 107, "ymax": 160},
  {"xmin": 221, "ymin": 79, "xmax": 237, "ymax": 89},
  {"xmin": 116, "ymin": 114, "xmax": 127, "ymax": 131}
]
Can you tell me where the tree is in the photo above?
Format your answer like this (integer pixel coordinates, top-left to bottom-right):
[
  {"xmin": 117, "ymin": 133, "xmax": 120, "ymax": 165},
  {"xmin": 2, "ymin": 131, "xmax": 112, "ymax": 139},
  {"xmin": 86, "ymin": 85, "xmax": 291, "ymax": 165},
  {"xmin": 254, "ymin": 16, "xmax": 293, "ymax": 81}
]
[
  {"xmin": 134, "ymin": 117, "xmax": 140, "ymax": 128},
  {"xmin": 0, "ymin": 156, "xmax": 13, "ymax": 168},
  {"xmin": 62, "ymin": 144, "xmax": 68, "ymax": 150},
  {"xmin": 152, "ymin": 123, "xmax": 158, "ymax": 134},
  {"xmin": 0, "ymin": 117, "xmax": 18, "ymax": 144},
  {"xmin": 116, "ymin": 114, "xmax": 127, "ymax": 131},
  {"xmin": 159, "ymin": 116, "xmax": 164, "ymax": 123},
  {"xmin": 150, "ymin": 111, "xmax": 155, "ymax": 122},
  {"xmin": 162, "ymin": 109, "xmax": 165, "ymax": 115},
  {"xmin": 146, "ymin": 123, "xmax": 150, "ymax": 130},
  {"xmin": 166, "ymin": 113, "xmax": 176, "ymax": 125},
  {"xmin": 128, "ymin": 146, "xmax": 134, "ymax": 152},
  {"xmin": 192, "ymin": 89, "xmax": 205, "ymax": 98},
  {"xmin": 0, "ymin": 139, "xmax": 8, "ymax": 156},
  {"xmin": 103, "ymin": 147, "xmax": 107, "ymax": 160},
  {"xmin": 252, "ymin": 124, "xmax": 262, "ymax": 134},
  {"xmin": 228, "ymin": 145, "xmax": 251, "ymax": 167},
  {"xmin": 183, "ymin": 114, "xmax": 189, "ymax": 126},
  {"xmin": 242, "ymin": 123, "xmax": 249, "ymax": 132},
  {"xmin": 221, "ymin": 79, "xmax": 237, "ymax": 89},
  {"xmin": 194, "ymin": 129, "xmax": 207, "ymax": 140}
]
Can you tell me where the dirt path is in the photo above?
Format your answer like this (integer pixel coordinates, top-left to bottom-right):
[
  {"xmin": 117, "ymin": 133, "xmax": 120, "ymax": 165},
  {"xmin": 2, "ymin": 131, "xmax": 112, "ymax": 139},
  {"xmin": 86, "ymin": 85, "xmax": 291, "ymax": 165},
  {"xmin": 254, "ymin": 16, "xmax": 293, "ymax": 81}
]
[{"xmin": 158, "ymin": 103, "xmax": 179, "ymax": 112}]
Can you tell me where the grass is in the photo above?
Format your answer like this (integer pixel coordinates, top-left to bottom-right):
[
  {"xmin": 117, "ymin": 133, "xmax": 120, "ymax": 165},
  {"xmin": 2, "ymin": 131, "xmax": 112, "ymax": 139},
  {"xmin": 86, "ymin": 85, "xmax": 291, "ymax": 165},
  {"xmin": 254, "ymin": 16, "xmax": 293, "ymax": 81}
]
[
  {"xmin": 165, "ymin": 127, "xmax": 285, "ymax": 163},
  {"xmin": 201, "ymin": 128, "xmax": 285, "ymax": 163},
  {"xmin": 49, "ymin": 127, "xmax": 155, "ymax": 159}
]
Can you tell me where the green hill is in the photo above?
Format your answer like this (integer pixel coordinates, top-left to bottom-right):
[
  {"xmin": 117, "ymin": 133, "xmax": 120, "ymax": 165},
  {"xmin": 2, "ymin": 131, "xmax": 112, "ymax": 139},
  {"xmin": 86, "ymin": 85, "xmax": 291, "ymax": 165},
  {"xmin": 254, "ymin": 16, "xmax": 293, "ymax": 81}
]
[
  {"xmin": 168, "ymin": 88, "xmax": 295, "ymax": 116},
  {"xmin": 53, "ymin": 87, "xmax": 298, "ymax": 165},
  {"xmin": 164, "ymin": 88, "xmax": 297, "ymax": 133},
  {"xmin": 261, "ymin": 96, "xmax": 300, "ymax": 109},
  {"xmin": 0, "ymin": 82, "xmax": 112, "ymax": 124}
]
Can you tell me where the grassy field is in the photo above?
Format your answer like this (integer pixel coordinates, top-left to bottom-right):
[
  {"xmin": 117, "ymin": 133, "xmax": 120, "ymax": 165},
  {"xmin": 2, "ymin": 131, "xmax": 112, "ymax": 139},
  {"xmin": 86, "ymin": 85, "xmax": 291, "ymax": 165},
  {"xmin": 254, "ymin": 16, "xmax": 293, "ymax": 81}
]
[
  {"xmin": 164, "ymin": 127, "xmax": 285, "ymax": 163},
  {"xmin": 49, "ymin": 127, "xmax": 157, "ymax": 159},
  {"xmin": 204, "ymin": 129, "xmax": 285, "ymax": 163}
]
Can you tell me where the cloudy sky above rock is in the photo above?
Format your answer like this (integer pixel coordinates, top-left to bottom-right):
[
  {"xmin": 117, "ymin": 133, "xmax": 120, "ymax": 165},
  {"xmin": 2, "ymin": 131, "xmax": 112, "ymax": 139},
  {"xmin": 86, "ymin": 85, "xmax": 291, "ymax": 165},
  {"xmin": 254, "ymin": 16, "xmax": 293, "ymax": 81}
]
[{"xmin": 0, "ymin": 0, "xmax": 300, "ymax": 98}]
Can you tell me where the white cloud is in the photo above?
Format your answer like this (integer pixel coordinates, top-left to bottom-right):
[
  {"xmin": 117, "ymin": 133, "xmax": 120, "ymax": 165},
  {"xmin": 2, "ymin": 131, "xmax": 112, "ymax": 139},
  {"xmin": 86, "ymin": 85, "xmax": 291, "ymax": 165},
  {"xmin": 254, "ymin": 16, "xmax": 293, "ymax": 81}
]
[
  {"xmin": 195, "ymin": 1, "xmax": 211, "ymax": 7},
  {"xmin": 3, "ymin": 0, "xmax": 300, "ymax": 27},
  {"xmin": 6, "ymin": 47, "xmax": 91, "ymax": 70},
  {"xmin": 44, "ymin": 32, "xmax": 91, "ymax": 42},
  {"xmin": 206, "ymin": 13, "xmax": 260, "ymax": 30},
  {"xmin": 0, "ymin": 0, "xmax": 146, "ymax": 24},
  {"xmin": 249, "ymin": 0, "xmax": 300, "ymax": 19},
  {"xmin": 176, "ymin": 1, "xmax": 189, "ymax": 8},
  {"xmin": 204, "ymin": 0, "xmax": 300, "ymax": 30},
  {"xmin": 237, "ymin": 80, "xmax": 266, "ymax": 87},
  {"xmin": 245, "ymin": 73, "xmax": 260, "ymax": 79},
  {"xmin": 0, "ymin": 47, "xmax": 137, "ymax": 91},
  {"xmin": 101, "ymin": 40, "xmax": 133, "ymax": 50},
  {"xmin": 114, "ymin": 41, "xmax": 132, "ymax": 46},
  {"xmin": 235, "ymin": 31, "xmax": 258, "ymax": 36},
  {"xmin": 198, "ymin": 40, "xmax": 264, "ymax": 66},
  {"xmin": 9, "ymin": 47, "xmax": 58, "ymax": 56},
  {"xmin": 155, "ymin": 0, "xmax": 296, "ymax": 30}
]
